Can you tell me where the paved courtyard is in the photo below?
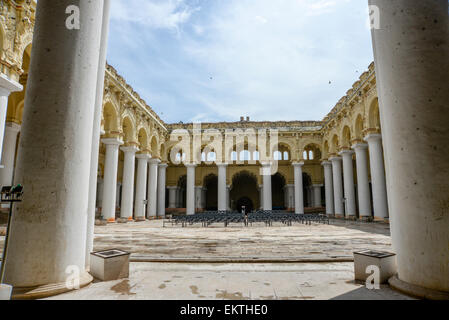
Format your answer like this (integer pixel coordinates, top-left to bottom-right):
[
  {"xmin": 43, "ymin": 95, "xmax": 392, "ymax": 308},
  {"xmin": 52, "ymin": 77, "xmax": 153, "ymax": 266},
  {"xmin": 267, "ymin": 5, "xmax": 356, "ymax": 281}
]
[
  {"xmin": 92, "ymin": 219, "xmax": 392, "ymax": 261},
  {"xmin": 2, "ymin": 219, "xmax": 409, "ymax": 300},
  {"xmin": 48, "ymin": 262, "xmax": 412, "ymax": 300}
]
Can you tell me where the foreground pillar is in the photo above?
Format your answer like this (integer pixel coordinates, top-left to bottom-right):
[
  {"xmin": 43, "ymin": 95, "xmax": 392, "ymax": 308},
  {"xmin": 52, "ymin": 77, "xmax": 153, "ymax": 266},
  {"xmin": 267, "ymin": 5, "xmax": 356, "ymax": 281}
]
[
  {"xmin": 217, "ymin": 163, "xmax": 227, "ymax": 211},
  {"xmin": 157, "ymin": 163, "xmax": 168, "ymax": 217},
  {"xmin": 0, "ymin": 123, "xmax": 21, "ymax": 190},
  {"xmin": 146, "ymin": 158, "xmax": 160, "ymax": 218},
  {"xmin": 134, "ymin": 153, "xmax": 149, "ymax": 221},
  {"xmin": 369, "ymin": 0, "xmax": 449, "ymax": 295},
  {"xmin": 186, "ymin": 164, "xmax": 196, "ymax": 215},
  {"xmin": 339, "ymin": 150, "xmax": 356, "ymax": 219},
  {"xmin": 86, "ymin": 0, "xmax": 111, "ymax": 267},
  {"xmin": 292, "ymin": 162, "xmax": 304, "ymax": 214},
  {"xmin": 352, "ymin": 143, "xmax": 372, "ymax": 219},
  {"xmin": 119, "ymin": 146, "xmax": 138, "ymax": 222},
  {"xmin": 365, "ymin": 134, "xmax": 388, "ymax": 221},
  {"xmin": 168, "ymin": 186, "xmax": 177, "ymax": 208},
  {"xmin": 101, "ymin": 138, "xmax": 122, "ymax": 222},
  {"xmin": 261, "ymin": 162, "xmax": 272, "ymax": 211},
  {"xmin": 322, "ymin": 161, "xmax": 334, "ymax": 216},
  {"xmin": 3, "ymin": 0, "xmax": 104, "ymax": 295},
  {"xmin": 330, "ymin": 156, "xmax": 344, "ymax": 217}
]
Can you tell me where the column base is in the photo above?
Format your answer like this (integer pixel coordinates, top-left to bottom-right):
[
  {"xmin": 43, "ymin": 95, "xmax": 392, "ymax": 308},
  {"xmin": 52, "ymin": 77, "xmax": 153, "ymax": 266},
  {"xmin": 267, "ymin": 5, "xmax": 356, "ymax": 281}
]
[
  {"xmin": 326, "ymin": 214, "xmax": 335, "ymax": 218},
  {"xmin": 359, "ymin": 216, "xmax": 373, "ymax": 222},
  {"xmin": 345, "ymin": 216, "xmax": 357, "ymax": 221},
  {"xmin": 389, "ymin": 274, "xmax": 449, "ymax": 300},
  {"xmin": 134, "ymin": 217, "xmax": 146, "ymax": 222},
  {"xmin": 106, "ymin": 218, "xmax": 116, "ymax": 223},
  {"xmin": 11, "ymin": 271, "xmax": 93, "ymax": 300},
  {"xmin": 335, "ymin": 214, "xmax": 345, "ymax": 219},
  {"xmin": 374, "ymin": 216, "xmax": 389, "ymax": 223}
]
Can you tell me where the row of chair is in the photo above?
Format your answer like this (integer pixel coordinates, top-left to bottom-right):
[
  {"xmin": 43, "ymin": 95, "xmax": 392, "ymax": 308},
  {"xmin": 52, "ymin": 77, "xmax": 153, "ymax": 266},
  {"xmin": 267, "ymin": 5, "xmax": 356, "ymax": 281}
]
[{"xmin": 164, "ymin": 211, "xmax": 330, "ymax": 228}]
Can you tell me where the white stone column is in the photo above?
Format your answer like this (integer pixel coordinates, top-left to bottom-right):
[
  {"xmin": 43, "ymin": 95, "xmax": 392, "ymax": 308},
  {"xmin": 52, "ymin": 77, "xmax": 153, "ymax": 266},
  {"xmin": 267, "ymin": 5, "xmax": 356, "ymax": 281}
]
[
  {"xmin": 0, "ymin": 122, "xmax": 21, "ymax": 190},
  {"xmin": 86, "ymin": 0, "xmax": 111, "ymax": 267},
  {"xmin": 330, "ymin": 156, "xmax": 344, "ymax": 217},
  {"xmin": 186, "ymin": 164, "xmax": 196, "ymax": 215},
  {"xmin": 147, "ymin": 158, "xmax": 160, "ymax": 218},
  {"xmin": 365, "ymin": 134, "xmax": 388, "ymax": 220},
  {"xmin": 119, "ymin": 146, "xmax": 138, "ymax": 222},
  {"xmin": 292, "ymin": 162, "xmax": 304, "ymax": 214},
  {"xmin": 168, "ymin": 186, "xmax": 177, "ymax": 209},
  {"xmin": 134, "ymin": 153, "xmax": 149, "ymax": 221},
  {"xmin": 369, "ymin": 0, "xmax": 449, "ymax": 294},
  {"xmin": 217, "ymin": 163, "xmax": 227, "ymax": 211},
  {"xmin": 313, "ymin": 185, "xmax": 322, "ymax": 207},
  {"xmin": 3, "ymin": 0, "xmax": 105, "ymax": 292},
  {"xmin": 101, "ymin": 138, "xmax": 123, "ymax": 222},
  {"xmin": 261, "ymin": 162, "xmax": 272, "ymax": 211},
  {"xmin": 352, "ymin": 143, "xmax": 372, "ymax": 219},
  {"xmin": 322, "ymin": 161, "xmax": 335, "ymax": 215},
  {"xmin": 157, "ymin": 163, "xmax": 168, "ymax": 217},
  {"xmin": 0, "ymin": 76, "xmax": 22, "ymax": 165},
  {"xmin": 339, "ymin": 150, "xmax": 356, "ymax": 218}
]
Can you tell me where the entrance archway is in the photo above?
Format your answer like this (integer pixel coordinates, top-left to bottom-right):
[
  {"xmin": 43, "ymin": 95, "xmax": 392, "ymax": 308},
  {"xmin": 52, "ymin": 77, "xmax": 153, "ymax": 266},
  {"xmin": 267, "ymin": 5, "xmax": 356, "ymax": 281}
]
[
  {"xmin": 177, "ymin": 175, "xmax": 187, "ymax": 208},
  {"xmin": 303, "ymin": 172, "xmax": 312, "ymax": 207},
  {"xmin": 272, "ymin": 173, "xmax": 286, "ymax": 210},
  {"xmin": 231, "ymin": 171, "xmax": 259, "ymax": 211},
  {"xmin": 204, "ymin": 174, "xmax": 218, "ymax": 210},
  {"xmin": 236, "ymin": 197, "xmax": 254, "ymax": 213}
]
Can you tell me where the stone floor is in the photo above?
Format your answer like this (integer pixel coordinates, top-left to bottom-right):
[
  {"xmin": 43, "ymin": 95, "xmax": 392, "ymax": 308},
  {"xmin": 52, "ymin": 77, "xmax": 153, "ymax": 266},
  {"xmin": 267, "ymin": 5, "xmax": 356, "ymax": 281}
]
[
  {"xmin": 2, "ymin": 219, "xmax": 409, "ymax": 300},
  {"xmin": 91, "ymin": 219, "xmax": 392, "ymax": 261},
  {"xmin": 47, "ymin": 262, "xmax": 413, "ymax": 300}
]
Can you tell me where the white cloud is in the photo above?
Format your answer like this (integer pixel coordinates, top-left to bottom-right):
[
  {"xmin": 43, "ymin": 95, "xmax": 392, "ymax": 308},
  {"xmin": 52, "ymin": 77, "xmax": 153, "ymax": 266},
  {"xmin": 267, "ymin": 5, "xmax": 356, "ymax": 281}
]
[
  {"xmin": 110, "ymin": 0, "xmax": 198, "ymax": 32},
  {"xmin": 107, "ymin": 0, "xmax": 373, "ymax": 123}
]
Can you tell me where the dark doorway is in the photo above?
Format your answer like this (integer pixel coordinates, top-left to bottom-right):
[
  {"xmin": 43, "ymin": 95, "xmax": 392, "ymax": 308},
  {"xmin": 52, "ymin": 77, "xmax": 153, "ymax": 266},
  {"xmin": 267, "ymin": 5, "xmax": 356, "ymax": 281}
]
[
  {"xmin": 236, "ymin": 197, "xmax": 254, "ymax": 213},
  {"xmin": 204, "ymin": 174, "xmax": 218, "ymax": 210},
  {"xmin": 303, "ymin": 172, "xmax": 312, "ymax": 207},
  {"xmin": 272, "ymin": 173, "xmax": 286, "ymax": 210},
  {"xmin": 231, "ymin": 171, "xmax": 259, "ymax": 211}
]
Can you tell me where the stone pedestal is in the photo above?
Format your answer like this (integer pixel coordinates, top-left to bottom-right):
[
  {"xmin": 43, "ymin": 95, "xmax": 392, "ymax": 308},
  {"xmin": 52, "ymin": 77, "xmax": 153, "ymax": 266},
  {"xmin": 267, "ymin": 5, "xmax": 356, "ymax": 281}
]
[
  {"xmin": 90, "ymin": 250, "xmax": 130, "ymax": 281},
  {"xmin": 354, "ymin": 250, "xmax": 397, "ymax": 284}
]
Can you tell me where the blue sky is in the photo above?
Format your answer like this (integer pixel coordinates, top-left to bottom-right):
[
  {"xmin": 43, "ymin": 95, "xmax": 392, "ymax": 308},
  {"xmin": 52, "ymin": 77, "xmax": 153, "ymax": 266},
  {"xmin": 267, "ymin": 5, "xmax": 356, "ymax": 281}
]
[{"xmin": 107, "ymin": 0, "xmax": 374, "ymax": 124}]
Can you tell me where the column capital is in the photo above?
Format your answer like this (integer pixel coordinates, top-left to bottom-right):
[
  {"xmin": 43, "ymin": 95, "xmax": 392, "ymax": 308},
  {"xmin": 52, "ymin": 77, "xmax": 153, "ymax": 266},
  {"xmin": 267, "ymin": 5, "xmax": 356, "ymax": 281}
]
[
  {"xmin": 260, "ymin": 161, "xmax": 272, "ymax": 167},
  {"xmin": 0, "ymin": 73, "xmax": 23, "ymax": 96},
  {"xmin": 329, "ymin": 156, "xmax": 342, "ymax": 162},
  {"xmin": 185, "ymin": 163, "xmax": 197, "ymax": 168},
  {"xmin": 292, "ymin": 161, "xmax": 305, "ymax": 167},
  {"xmin": 5, "ymin": 122, "xmax": 21, "ymax": 134},
  {"xmin": 364, "ymin": 133, "xmax": 383, "ymax": 142},
  {"xmin": 339, "ymin": 149, "xmax": 355, "ymax": 156},
  {"xmin": 149, "ymin": 158, "xmax": 161, "ymax": 165},
  {"xmin": 101, "ymin": 137, "xmax": 123, "ymax": 146},
  {"xmin": 120, "ymin": 145, "xmax": 139, "ymax": 154},
  {"xmin": 216, "ymin": 163, "xmax": 228, "ymax": 168},
  {"xmin": 158, "ymin": 162, "xmax": 168, "ymax": 169},
  {"xmin": 136, "ymin": 153, "xmax": 151, "ymax": 161},
  {"xmin": 352, "ymin": 142, "xmax": 368, "ymax": 150},
  {"xmin": 321, "ymin": 160, "xmax": 332, "ymax": 166}
]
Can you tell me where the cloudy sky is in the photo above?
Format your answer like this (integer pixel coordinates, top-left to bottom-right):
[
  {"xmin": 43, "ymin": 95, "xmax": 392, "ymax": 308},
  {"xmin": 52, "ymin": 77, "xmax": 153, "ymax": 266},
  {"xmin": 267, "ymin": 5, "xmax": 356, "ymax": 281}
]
[{"xmin": 107, "ymin": 0, "xmax": 374, "ymax": 124}]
